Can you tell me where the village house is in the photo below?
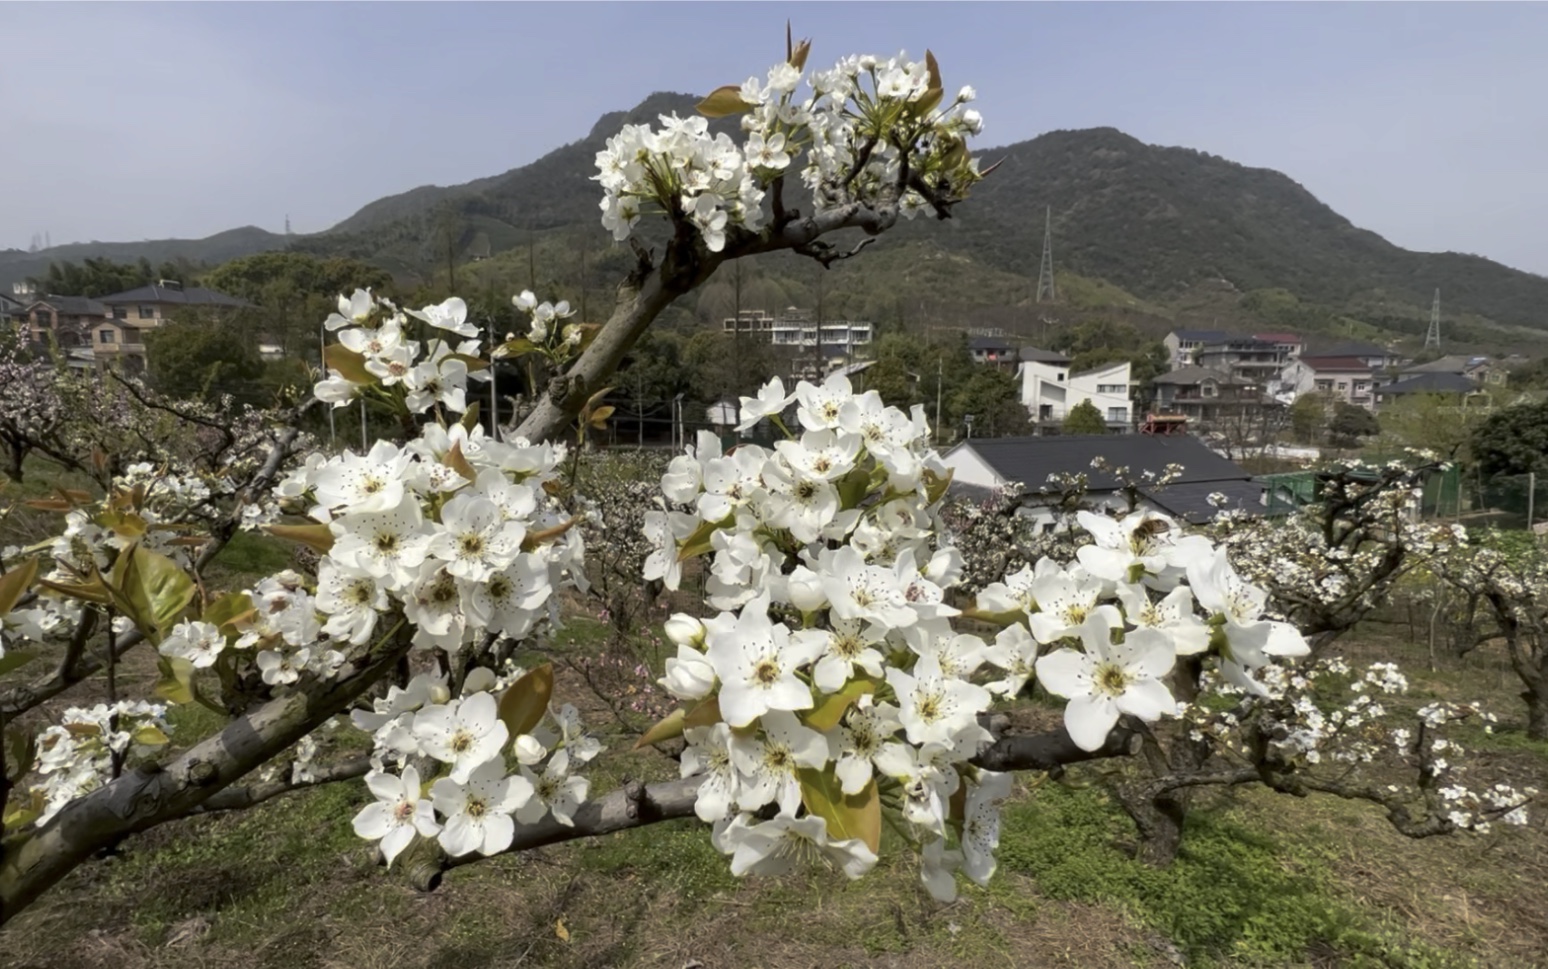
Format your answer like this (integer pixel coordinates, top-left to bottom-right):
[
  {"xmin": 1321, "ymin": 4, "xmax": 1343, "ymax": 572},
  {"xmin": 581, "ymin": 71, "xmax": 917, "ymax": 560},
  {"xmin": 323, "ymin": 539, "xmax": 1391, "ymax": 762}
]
[{"xmin": 1017, "ymin": 348, "xmax": 1132, "ymax": 433}]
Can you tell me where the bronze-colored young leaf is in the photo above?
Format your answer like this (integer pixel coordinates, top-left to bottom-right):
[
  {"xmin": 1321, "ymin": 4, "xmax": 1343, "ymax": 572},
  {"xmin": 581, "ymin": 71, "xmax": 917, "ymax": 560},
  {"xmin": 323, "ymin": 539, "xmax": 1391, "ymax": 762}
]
[
  {"xmin": 201, "ymin": 592, "xmax": 256, "ymax": 635},
  {"xmin": 153, "ymin": 656, "xmax": 197, "ymax": 705},
  {"xmin": 4, "ymin": 726, "xmax": 37, "ymax": 784},
  {"xmin": 459, "ymin": 401, "xmax": 482, "ymax": 434},
  {"xmin": 790, "ymin": 38, "xmax": 811, "ymax": 72},
  {"xmin": 799, "ymin": 766, "xmax": 881, "ymax": 853},
  {"xmin": 450, "ymin": 352, "xmax": 490, "ymax": 373},
  {"xmin": 0, "ymin": 557, "xmax": 39, "ymax": 616},
  {"xmin": 497, "ymin": 663, "xmax": 554, "ymax": 738},
  {"xmin": 697, "ymin": 85, "xmax": 754, "ymax": 118},
  {"xmin": 588, "ymin": 405, "xmax": 616, "ymax": 429},
  {"xmin": 0, "ymin": 649, "xmax": 38, "ymax": 678},
  {"xmin": 323, "ymin": 343, "xmax": 375, "ymax": 385},
  {"xmin": 633, "ymin": 707, "xmax": 688, "ymax": 750},
  {"xmin": 444, "ymin": 442, "xmax": 478, "ymax": 485},
  {"xmin": 265, "ymin": 522, "xmax": 336, "ymax": 554},
  {"xmin": 683, "ymin": 694, "xmax": 722, "ymax": 729},
  {"xmin": 522, "ymin": 516, "xmax": 581, "ymax": 552},
  {"xmin": 37, "ymin": 576, "xmax": 112, "ymax": 607}
]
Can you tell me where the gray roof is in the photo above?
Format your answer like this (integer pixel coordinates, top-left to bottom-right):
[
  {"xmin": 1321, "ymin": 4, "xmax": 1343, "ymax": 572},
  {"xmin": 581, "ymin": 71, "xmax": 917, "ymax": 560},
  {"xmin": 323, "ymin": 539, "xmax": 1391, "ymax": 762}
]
[
  {"xmin": 1019, "ymin": 346, "xmax": 1072, "ymax": 364},
  {"xmin": 951, "ymin": 434, "xmax": 1255, "ymax": 490},
  {"xmin": 98, "ymin": 283, "xmax": 250, "ymax": 308},
  {"xmin": 29, "ymin": 295, "xmax": 109, "ymax": 315},
  {"xmin": 1198, "ymin": 337, "xmax": 1277, "ymax": 351},
  {"xmin": 1171, "ymin": 329, "xmax": 1231, "ymax": 342},
  {"xmin": 1401, "ymin": 355, "xmax": 1476, "ymax": 375},
  {"xmin": 1153, "ymin": 365, "xmax": 1255, "ymax": 386},
  {"xmin": 969, "ymin": 336, "xmax": 1016, "ymax": 352},
  {"xmin": 1378, "ymin": 372, "xmax": 1479, "ymax": 396},
  {"xmin": 1317, "ymin": 341, "xmax": 1393, "ymax": 358},
  {"xmin": 949, "ymin": 434, "xmax": 1261, "ymax": 523}
]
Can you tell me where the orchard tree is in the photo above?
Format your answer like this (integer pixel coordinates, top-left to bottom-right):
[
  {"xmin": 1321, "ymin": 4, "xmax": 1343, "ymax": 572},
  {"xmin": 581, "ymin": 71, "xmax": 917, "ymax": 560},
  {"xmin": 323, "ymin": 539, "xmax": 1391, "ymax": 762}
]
[
  {"xmin": 1472, "ymin": 398, "xmax": 1548, "ymax": 478},
  {"xmin": 0, "ymin": 38, "xmax": 1535, "ymax": 932}
]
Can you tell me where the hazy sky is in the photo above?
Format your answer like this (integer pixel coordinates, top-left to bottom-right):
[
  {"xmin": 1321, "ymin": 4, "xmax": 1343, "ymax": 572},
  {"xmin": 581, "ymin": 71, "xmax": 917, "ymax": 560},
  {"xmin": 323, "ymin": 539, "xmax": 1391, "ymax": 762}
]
[{"xmin": 4, "ymin": 2, "xmax": 1545, "ymax": 275}]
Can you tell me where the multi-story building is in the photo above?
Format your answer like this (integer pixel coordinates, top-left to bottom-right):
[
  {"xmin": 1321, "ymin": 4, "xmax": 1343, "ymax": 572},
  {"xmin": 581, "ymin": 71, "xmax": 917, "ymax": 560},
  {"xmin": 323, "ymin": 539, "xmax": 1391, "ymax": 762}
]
[
  {"xmin": 1278, "ymin": 356, "xmax": 1376, "ymax": 409},
  {"xmin": 1162, "ymin": 329, "xmax": 1230, "ymax": 369},
  {"xmin": 1312, "ymin": 341, "xmax": 1405, "ymax": 372},
  {"xmin": 968, "ymin": 336, "xmax": 1018, "ymax": 368},
  {"xmin": 1018, "ymin": 348, "xmax": 1132, "ymax": 433},
  {"xmin": 1194, "ymin": 337, "xmax": 1287, "ymax": 388},
  {"xmin": 1398, "ymin": 354, "xmax": 1507, "ymax": 387},
  {"xmin": 1251, "ymin": 331, "xmax": 1305, "ymax": 360},
  {"xmin": 20, "ymin": 293, "xmax": 113, "ymax": 352},
  {"xmin": 721, "ymin": 307, "xmax": 873, "ymax": 353},
  {"xmin": 92, "ymin": 280, "xmax": 250, "ymax": 371},
  {"xmin": 1150, "ymin": 366, "xmax": 1265, "ymax": 424}
]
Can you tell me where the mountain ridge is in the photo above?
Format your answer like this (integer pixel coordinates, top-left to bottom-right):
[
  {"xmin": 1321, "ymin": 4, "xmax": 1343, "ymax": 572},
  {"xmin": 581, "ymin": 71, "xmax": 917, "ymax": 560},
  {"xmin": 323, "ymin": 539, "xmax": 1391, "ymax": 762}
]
[{"xmin": 5, "ymin": 93, "xmax": 1545, "ymax": 336}]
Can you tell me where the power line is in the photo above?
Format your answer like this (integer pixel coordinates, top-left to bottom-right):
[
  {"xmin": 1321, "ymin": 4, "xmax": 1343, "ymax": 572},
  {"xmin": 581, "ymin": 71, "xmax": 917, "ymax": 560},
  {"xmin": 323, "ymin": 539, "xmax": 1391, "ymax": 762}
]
[{"xmin": 1425, "ymin": 288, "xmax": 1442, "ymax": 350}]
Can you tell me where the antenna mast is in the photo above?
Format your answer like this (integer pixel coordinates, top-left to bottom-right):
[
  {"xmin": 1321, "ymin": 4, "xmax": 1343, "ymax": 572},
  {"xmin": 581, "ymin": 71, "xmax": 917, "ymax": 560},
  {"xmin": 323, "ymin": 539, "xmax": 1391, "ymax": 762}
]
[
  {"xmin": 1036, "ymin": 206, "xmax": 1056, "ymax": 303},
  {"xmin": 1425, "ymin": 288, "xmax": 1441, "ymax": 350}
]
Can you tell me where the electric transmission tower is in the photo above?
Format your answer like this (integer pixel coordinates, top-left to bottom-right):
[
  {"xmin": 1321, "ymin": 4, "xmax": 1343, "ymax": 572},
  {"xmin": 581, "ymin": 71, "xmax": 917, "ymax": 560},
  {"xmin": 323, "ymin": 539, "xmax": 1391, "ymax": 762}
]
[
  {"xmin": 1425, "ymin": 288, "xmax": 1441, "ymax": 350},
  {"xmin": 1036, "ymin": 206, "xmax": 1057, "ymax": 303}
]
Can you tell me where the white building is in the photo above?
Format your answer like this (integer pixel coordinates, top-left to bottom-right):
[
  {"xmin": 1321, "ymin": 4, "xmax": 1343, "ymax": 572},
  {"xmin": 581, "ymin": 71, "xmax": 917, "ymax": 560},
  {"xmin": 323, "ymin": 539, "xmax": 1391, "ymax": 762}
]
[
  {"xmin": 1277, "ymin": 356, "xmax": 1376, "ymax": 409},
  {"xmin": 722, "ymin": 308, "xmax": 873, "ymax": 352},
  {"xmin": 1018, "ymin": 349, "xmax": 1132, "ymax": 432}
]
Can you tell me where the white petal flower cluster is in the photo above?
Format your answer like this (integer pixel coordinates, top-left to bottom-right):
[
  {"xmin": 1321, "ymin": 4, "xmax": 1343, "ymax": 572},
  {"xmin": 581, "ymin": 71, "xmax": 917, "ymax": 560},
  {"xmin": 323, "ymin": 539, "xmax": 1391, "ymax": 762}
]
[
  {"xmin": 316, "ymin": 290, "xmax": 489, "ymax": 415},
  {"xmin": 641, "ymin": 375, "xmax": 1343, "ymax": 900},
  {"xmin": 27, "ymin": 701, "xmax": 171, "ymax": 824},
  {"xmin": 349, "ymin": 670, "xmax": 603, "ymax": 865},
  {"xmin": 593, "ymin": 49, "xmax": 986, "ymax": 253}
]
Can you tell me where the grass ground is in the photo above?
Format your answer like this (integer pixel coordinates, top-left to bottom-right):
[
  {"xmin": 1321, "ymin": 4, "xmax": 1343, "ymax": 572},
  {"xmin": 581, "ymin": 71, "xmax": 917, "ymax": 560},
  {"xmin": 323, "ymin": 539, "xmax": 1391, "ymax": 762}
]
[{"xmin": 4, "ymin": 461, "xmax": 1545, "ymax": 968}]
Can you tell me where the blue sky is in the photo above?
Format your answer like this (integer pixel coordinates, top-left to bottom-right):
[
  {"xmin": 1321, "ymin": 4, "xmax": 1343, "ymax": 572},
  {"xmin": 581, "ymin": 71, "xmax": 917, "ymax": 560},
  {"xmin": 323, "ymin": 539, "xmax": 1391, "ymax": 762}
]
[{"xmin": 4, "ymin": 2, "xmax": 1545, "ymax": 275}]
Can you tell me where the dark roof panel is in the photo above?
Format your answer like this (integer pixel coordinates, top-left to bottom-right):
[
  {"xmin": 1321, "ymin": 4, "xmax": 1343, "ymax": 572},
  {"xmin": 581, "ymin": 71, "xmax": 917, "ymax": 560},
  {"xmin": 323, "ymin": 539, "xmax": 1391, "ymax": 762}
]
[
  {"xmin": 1378, "ymin": 372, "xmax": 1479, "ymax": 395},
  {"xmin": 1019, "ymin": 346, "xmax": 1072, "ymax": 364},
  {"xmin": 953, "ymin": 434, "xmax": 1254, "ymax": 491},
  {"xmin": 1141, "ymin": 479, "xmax": 1264, "ymax": 523},
  {"xmin": 98, "ymin": 284, "xmax": 250, "ymax": 307}
]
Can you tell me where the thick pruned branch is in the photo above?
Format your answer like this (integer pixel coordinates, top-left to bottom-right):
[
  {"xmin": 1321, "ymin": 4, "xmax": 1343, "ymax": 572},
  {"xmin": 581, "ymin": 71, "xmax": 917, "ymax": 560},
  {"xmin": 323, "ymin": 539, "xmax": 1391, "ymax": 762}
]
[
  {"xmin": 416, "ymin": 722, "xmax": 1140, "ymax": 890},
  {"xmin": 197, "ymin": 755, "xmax": 373, "ymax": 814},
  {"xmin": 793, "ymin": 236, "xmax": 877, "ymax": 269},
  {"xmin": 0, "ymin": 624, "xmax": 412, "ymax": 925}
]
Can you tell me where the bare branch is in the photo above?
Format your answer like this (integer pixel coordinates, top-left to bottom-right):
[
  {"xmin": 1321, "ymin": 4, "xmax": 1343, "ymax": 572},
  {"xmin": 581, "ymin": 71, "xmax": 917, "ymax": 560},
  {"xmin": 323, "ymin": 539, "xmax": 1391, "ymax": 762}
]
[
  {"xmin": 793, "ymin": 236, "xmax": 876, "ymax": 269},
  {"xmin": 197, "ymin": 755, "xmax": 373, "ymax": 814}
]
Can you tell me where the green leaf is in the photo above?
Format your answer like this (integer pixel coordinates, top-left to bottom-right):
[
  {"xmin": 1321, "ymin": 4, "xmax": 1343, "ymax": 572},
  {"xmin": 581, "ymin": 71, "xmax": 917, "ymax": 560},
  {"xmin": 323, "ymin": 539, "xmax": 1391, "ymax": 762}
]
[
  {"xmin": 265, "ymin": 522, "xmax": 336, "ymax": 554},
  {"xmin": 923, "ymin": 466, "xmax": 955, "ymax": 505},
  {"xmin": 459, "ymin": 401, "xmax": 482, "ymax": 434},
  {"xmin": 37, "ymin": 576, "xmax": 112, "ymax": 606},
  {"xmin": 804, "ymin": 677, "xmax": 877, "ymax": 732},
  {"xmin": 497, "ymin": 337, "xmax": 539, "ymax": 359},
  {"xmin": 450, "ymin": 352, "xmax": 490, "ymax": 373},
  {"xmin": 443, "ymin": 442, "xmax": 478, "ymax": 485},
  {"xmin": 113, "ymin": 544, "xmax": 196, "ymax": 640},
  {"xmin": 323, "ymin": 343, "xmax": 376, "ymax": 384},
  {"xmin": 799, "ymin": 766, "xmax": 881, "ymax": 854},
  {"xmin": 0, "ymin": 649, "xmax": 39, "ymax": 677},
  {"xmin": 913, "ymin": 50, "xmax": 944, "ymax": 116},
  {"xmin": 4, "ymin": 726, "xmax": 36, "ymax": 784},
  {"xmin": 201, "ymin": 592, "xmax": 255, "ymax": 634},
  {"xmin": 153, "ymin": 656, "xmax": 196, "ymax": 705},
  {"xmin": 677, "ymin": 517, "xmax": 728, "ymax": 562},
  {"xmin": 696, "ymin": 85, "xmax": 754, "ymax": 118},
  {"xmin": 131, "ymin": 723, "xmax": 171, "ymax": 746},
  {"xmin": 0, "ymin": 557, "xmax": 39, "ymax": 616},
  {"xmin": 497, "ymin": 663, "xmax": 553, "ymax": 738}
]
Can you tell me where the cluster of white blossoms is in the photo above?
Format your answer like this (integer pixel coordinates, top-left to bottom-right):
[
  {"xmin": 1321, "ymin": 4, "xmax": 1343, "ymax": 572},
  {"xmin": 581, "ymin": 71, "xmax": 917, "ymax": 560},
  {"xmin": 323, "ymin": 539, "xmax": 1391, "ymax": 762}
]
[
  {"xmin": 315, "ymin": 290, "xmax": 489, "ymax": 415},
  {"xmin": 24, "ymin": 701, "xmax": 171, "ymax": 824},
  {"xmin": 634, "ymin": 374, "xmax": 1322, "ymax": 900},
  {"xmin": 593, "ymin": 48, "xmax": 985, "ymax": 252},
  {"xmin": 349, "ymin": 666, "xmax": 602, "ymax": 864}
]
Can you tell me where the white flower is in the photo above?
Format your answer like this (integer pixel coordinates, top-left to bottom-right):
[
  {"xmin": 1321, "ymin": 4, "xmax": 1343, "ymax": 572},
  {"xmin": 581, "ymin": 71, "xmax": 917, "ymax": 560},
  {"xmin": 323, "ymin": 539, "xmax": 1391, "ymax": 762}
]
[
  {"xmin": 885, "ymin": 655, "xmax": 992, "ymax": 748},
  {"xmin": 432, "ymin": 760, "xmax": 533, "ymax": 857},
  {"xmin": 660, "ymin": 643, "xmax": 717, "ymax": 701},
  {"xmin": 920, "ymin": 837, "xmax": 965, "ymax": 902},
  {"xmin": 427, "ymin": 494, "xmax": 525, "ymax": 582},
  {"xmin": 794, "ymin": 618, "xmax": 886, "ymax": 694},
  {"xmin": 409, "ymin": 296, "xmax": 478, "ymax": 338},
  {"xmin": 726, "ymin": 812, "xmax": 877, "ymax": 879},
  {"xmin": 730, "ymin": 710, "xmax": 830, "ymax": 814},
  {"xmin": 256, "ymin": 649, "xmax": 301, "ymax": 686},
  {"xmin": 1035, "ymin": 616, "xmax": 1177, "ymax": 752},
  {"xmin": 315, "ymin": 561, "xmax": 387, "ymax": 645},
  {"xmin": 829, "ymin": 697, "xmax": 900, "ymax": 795},
  {"xmin": 682, "ymin": 723, "xmax": 740, "ymax": 822},
  {"xmin": 352, "ymin": 766, "xmax": 440, "ymax": 866},
  {"xmin": 413, "ymin": 692, "xmax": 510, "ymax": 783},
  {"xmin": 517, "ymin": 748, "xmax": 589, "ymax": 826},
  {"xmin": 737, "ymin": 377, "xmax": 792, "ymax": 431},
  {"xmin": 982, "ymin": 622, "xmax": 1038, "ymax": 697},
  {"xmin": 158, "ymin": 620, "xmax": 226, "ymax": 669},
  {"xmin": 961, "ymin": 771, "xmax": 1012, "ymax": 886},
  {"xmin": 663, "ymin": 613, "xmax": 705, "ymax": 648},
  {"xmin": 821, "ymin": 547, "xmax": 916, "ymax": 628},
  {"xmin": 705, "ymin": 595, "xmax": 822, "ymax": 727}
]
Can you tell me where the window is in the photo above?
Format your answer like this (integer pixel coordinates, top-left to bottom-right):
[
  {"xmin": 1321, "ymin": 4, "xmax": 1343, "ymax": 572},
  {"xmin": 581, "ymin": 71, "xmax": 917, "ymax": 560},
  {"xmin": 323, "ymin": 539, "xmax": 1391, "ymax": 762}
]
[
  {"xmin": 1107, "ymin": 407, "xmax": 1127, "ymax": 423},
  {"xmin": 1336, "ymin": 381, "xmax": 1348, "ymax": 392},
  {"xmin": 1041, "ymin": 522, "xmax": 1057, "ymax": 534},
  {"xmin": 98, "ymin": 329, "xmax": 115, "ymax": 344},
  {"xmin": 1096, "ymin": 383, "xmax": 1127, "ymax": 394},
  {"xmin": 1201, "ymin": 381, "xmax": 1217, "ymax": 398},
  {"xmin": 113, "ymin": 306, "xmax": 128, "ymax": 320},
  {"xmin": 138, "ymin": 305, "xmax": 156, "ymax": 320},
  {"xmin": 1056, "ymin": 372, "xmax": 1065, "ymax": 382}
]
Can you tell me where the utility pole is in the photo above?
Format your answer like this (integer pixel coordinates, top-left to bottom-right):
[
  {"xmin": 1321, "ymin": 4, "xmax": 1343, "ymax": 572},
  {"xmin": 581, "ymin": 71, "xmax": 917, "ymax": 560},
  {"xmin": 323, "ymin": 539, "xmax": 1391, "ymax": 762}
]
[
  {"xmin": 934, "ymin": 355, "xmax": 943, "ymax": 446},
  {"xmin": 1425, "ymin": 289, "xmax": 1442, "ymax": 350},
  {"xmin": 1036, "ymin": 205, "xmax": 1057, "ymax": 304}
]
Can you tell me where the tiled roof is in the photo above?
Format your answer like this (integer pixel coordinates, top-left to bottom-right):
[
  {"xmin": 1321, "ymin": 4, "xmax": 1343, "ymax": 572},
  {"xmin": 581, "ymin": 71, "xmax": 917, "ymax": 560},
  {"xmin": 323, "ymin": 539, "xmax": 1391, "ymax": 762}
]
[
  {"xmin": 98, "ymin": 283, "xmax": 250, "ymax": 308},
  {"xmin": 1295, "ymin": 356, "xmax": 1373, "ymax": 373},
  {"xmin": 1378, "ymin": 372, "xmax": 1479, "ymax": 395},
  {"xmin": 1153, "ymin": 366, "xmax": 1255, "ymax": 386},
  {"xmin": 1019, "ymin": 347, "xmax": 1072, "ymax": 364}
]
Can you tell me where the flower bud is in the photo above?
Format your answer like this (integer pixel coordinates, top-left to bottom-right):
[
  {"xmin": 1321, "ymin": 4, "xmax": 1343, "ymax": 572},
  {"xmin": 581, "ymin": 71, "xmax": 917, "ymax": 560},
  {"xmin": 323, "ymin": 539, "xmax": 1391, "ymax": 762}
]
[
  {"xmin": 462, "ymin": 667, "xmax": 498, "ymax": 695},
  {"xmin": 785, "ymin": 565, "xmax": 829, "ymax": 613},
  {"xmin": 513, "ymin": 733, "xmax": 548, "ymax": 766},
  {"xmin": 428, "ymin": 682, "xmax": 452, "ymax": 705},
  {"xmin": 957, "ymin": 84, "xmax": 976, "ymax": 103},
  {"xmin": 660, "ymin": 644, "xmax": 715, "ymax": 700},
  {"xmin": 663, "ymin": 613, "xmax": 706, "ymax": 648}
]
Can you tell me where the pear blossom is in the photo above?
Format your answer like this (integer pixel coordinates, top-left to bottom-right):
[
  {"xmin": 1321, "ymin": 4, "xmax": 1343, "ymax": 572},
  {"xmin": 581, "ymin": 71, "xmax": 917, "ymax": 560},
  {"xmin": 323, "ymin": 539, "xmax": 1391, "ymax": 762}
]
[
  {"xmin": 432, "ymin": 760, "xmax": 533, "ymax": 857},
  {"xmin": 516, "ymin": 748, "xmax": 589, "ymax": 826},
  {"xmin": 725, "ymin": 812, "xmax": 877, "ymax": 879},
  {"xmin": 1035, "ymin": 617, "xmax": 1177, "ymax": 751},
  {"xmin": 736, "ymin": 377, "xmax": 792, "ymax": 431},
  {"xmin": 730, "ymin": 710, "xmax": 830, "ymax": 814},
  {"xmin": 158, "ymin": 620, "xmax": 227, "ymax": 669},
  {"xmin": 353, "ymin": 767, "xmax": 440, "ymax": 866},
  {"xmin": 413, "ymin": 692, "xmax": 510, "ymax": 784},
  {"xmin": 885, "ymin": 655, "xmax": 992, "ymax": 748},
  {"xmin": 705, "ymin": 595, "xmax": 822, "ymax": 727}
]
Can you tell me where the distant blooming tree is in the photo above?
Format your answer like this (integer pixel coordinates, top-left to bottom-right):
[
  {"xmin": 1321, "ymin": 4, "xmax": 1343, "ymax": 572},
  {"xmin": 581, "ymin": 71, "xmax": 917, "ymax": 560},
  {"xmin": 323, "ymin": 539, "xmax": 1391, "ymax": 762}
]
[{"xmin": 0, "ymin": 36, "xmax": 1536, "ymax": 929}]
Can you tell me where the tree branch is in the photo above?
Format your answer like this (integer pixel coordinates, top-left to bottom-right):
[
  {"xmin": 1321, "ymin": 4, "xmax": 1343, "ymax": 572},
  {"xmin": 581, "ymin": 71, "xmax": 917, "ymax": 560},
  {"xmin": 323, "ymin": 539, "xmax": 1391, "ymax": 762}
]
[{"xmin": 196, "ymin": 755, "xmax": 373, "ymax": 814}]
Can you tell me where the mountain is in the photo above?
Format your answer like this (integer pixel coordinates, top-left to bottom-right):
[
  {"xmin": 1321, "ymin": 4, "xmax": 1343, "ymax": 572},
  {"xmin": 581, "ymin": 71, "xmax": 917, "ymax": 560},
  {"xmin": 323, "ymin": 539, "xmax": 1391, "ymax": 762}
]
[
  {"xmin": 9, "ymin": 94, "xmax": 1547, "ymax": 343},
  {"xmin": 0, "ymin": 226, "xmax": 286, "ymax": 292}
]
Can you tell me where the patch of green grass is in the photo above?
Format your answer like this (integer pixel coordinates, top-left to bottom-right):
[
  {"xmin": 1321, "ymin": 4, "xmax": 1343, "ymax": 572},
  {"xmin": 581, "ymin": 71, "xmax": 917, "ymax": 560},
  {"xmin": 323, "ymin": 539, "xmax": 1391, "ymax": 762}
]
[
  {"xmin": 576, "ymin": 818, "xmax": 737, "ymax": 902},
  {"xmin": 996, "ymin": 784, "xmax": 1477, "ymax": 969},
  {"xmin": 208, "ymin": 529, "xmax": 293, "ymax": 583}
]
